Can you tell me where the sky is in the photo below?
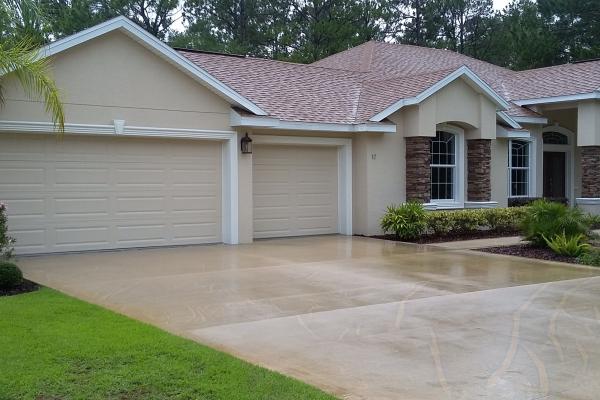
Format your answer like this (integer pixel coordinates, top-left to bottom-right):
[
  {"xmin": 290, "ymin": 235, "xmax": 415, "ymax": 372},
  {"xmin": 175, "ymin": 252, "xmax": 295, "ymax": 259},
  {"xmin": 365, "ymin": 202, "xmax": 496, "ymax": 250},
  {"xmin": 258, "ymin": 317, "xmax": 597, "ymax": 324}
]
[{"xmin": 493, "ymin": 0, "xmax": 512, "ymax": 11}]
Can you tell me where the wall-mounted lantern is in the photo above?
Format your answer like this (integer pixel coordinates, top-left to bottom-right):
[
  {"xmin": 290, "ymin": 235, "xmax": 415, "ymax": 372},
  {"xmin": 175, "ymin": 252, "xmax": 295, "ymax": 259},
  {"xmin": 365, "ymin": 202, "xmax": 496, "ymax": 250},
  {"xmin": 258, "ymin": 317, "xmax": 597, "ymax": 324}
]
[{"xmin": 241, "ymin": 133, "xmax": 253, "ymax": 154}]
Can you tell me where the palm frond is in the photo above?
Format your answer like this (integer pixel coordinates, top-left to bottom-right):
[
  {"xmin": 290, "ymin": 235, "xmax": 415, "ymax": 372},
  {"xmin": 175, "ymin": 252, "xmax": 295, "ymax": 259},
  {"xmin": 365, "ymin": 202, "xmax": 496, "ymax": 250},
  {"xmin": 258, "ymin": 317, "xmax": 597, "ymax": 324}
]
[{"xmin": 0, "ymin": 38, "xmax": 65, "ymax": 132}]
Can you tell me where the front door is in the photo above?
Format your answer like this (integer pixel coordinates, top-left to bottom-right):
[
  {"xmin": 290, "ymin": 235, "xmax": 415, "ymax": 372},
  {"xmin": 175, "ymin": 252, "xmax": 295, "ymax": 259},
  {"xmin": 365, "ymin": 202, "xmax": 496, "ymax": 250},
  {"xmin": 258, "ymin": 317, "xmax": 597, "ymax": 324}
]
[{"xmin": 543, "ymin": 152, "xmax": 566, "ymax": 198}]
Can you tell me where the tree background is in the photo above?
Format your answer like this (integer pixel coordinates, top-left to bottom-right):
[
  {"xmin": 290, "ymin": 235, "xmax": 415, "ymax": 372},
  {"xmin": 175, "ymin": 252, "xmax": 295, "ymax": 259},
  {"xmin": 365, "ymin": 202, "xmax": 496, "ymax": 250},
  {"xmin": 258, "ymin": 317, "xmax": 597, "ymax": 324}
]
[{"xmin": 1, "ymin": 0, "xmax": 599, "ymax": 70}]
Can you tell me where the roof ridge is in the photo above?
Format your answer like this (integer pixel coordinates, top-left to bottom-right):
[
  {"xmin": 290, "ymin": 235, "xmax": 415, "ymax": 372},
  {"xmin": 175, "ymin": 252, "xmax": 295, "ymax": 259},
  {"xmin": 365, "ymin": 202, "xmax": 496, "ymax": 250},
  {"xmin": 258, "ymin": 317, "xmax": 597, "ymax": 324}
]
[
  {"xmin": 364, "ymin": 66, "xmax": 460, "ymax": 83},
  {"xmin": 516, "ymin": 59, "xmax": 600, "ymax": 74},
  {"xmin": 177, "ymin": 48, "xmax": 370, "ymax": 75}
]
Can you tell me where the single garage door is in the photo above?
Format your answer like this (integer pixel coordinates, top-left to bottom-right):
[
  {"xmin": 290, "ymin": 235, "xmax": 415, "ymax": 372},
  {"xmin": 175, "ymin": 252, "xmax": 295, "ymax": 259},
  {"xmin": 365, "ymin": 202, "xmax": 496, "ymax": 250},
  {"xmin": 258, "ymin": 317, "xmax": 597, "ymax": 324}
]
[
  {"xmin": 253, "ymin": 145, "xmax": 338, "ymax": 238},
  {"xmin": 0, "ymin": 134, "xmax": 221, "ymax": 254}
]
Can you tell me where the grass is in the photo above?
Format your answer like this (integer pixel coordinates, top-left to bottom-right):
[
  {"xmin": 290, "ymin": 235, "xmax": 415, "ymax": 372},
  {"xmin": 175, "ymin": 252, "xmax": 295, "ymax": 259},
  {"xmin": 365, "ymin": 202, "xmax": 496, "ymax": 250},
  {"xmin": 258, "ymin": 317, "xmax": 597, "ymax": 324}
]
[{"xmin": 0, "ymin": 288, "xmax": 336, "ymax": 400}]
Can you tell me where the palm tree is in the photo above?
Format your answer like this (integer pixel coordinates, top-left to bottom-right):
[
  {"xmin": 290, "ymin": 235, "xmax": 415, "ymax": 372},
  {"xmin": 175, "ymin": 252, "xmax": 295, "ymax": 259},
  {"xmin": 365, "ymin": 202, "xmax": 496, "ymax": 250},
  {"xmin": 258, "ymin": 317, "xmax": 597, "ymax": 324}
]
[{"xmin": 0, "ymin": 0, "xmax": 65, "ymax": 132}]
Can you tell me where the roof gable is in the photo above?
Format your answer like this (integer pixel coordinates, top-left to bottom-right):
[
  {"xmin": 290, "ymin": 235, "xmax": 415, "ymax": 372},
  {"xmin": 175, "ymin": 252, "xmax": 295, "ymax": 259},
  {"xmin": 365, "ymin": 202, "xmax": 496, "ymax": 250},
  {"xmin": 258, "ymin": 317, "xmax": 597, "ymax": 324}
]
[
  {"xmin": 40, "ymin": 16, "xmax": 267, "ymax": 116},
  {"xmin": 368, "ymin": 66, "xmax": 511, "ymax": 122}
]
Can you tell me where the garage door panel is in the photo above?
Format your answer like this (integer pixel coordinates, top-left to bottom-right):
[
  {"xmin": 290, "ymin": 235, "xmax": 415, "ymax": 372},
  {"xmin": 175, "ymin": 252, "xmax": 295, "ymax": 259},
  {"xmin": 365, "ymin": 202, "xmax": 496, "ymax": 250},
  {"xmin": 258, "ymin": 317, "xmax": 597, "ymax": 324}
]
[
  {"xmin": 0, "ymin": 133, "xmax": 222, "ymax": 254},
  {"xmin": 54, "ymin": 197, "xmax": 110, "ymax": 217},
  {"xmin": 253, "ymin": 145, "xmax": 338, "ymax": 239},
  {"xmin": 0, "ymin": 164, "xmax": 45, "ymax": 189},
  {"xmin": 55, "ymin": 226, "xmax": 111, "ymax": 247}
]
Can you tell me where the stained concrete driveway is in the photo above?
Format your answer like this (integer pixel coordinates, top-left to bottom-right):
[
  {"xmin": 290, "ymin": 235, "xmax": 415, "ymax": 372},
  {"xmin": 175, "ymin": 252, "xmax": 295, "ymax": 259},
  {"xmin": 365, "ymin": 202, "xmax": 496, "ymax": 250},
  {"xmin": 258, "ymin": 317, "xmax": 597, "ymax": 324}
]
[{"xmin": 19, "ymin": 236, "xmax": 600, "ymax": 400}]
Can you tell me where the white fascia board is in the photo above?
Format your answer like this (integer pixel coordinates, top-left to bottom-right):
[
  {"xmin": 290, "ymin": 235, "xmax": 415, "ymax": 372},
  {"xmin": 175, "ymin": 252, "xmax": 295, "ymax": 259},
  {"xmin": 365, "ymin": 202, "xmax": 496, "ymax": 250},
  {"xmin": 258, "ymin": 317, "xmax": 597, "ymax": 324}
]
[
  {"xmin": 369, "ymin": 66, "xmax": 511, "ymax": 122},
  {"xmin": 513, "ymin": 91, "xmax": 600, "ymax": 106},
  {"xmin": 497, "ymin": 111, "xmax": 522, "ymax": 129},
  {"xmin": 496, "ymin": 125, "xmax": 530, "ymax": 139},
  {"xmin": 512, "ymin": 116, "xmax": 549, "ymax": 125},
  {"xmin": 38, "ymin": 16, "xmax": 267, "ymax": 116},
  {"xmin": 231, "ymin": 110, "xmax": 396, "ymax": 133}
]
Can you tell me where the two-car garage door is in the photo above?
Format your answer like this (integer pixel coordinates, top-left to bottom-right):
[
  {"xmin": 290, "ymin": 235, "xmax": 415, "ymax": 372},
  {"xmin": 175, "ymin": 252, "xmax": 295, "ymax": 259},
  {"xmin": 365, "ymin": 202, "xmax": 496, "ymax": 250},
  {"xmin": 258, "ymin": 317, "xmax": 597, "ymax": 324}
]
[
  {"xmin": 0, "ymin": 134, "xmax": 221, "ymax": 254},
  {"xmin": 253, "ymin": 145, "xmax": 338, "ymax": 238}
]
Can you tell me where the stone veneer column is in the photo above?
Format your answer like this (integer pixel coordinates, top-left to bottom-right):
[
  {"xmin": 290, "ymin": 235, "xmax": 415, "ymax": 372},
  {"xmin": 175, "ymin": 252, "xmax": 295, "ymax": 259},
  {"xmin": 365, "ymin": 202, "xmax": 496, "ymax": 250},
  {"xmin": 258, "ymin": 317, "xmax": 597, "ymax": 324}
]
[
  {"xmin": 467, "ymin": 139, "xmax": 491, "ymax": 201},
  {"xmin": 581, "ymin": 146, "xmax": 600, "ymax": 197},
  {"xmin": 405, "ymin": 136, "xmax": 432, "ymax": 202}
]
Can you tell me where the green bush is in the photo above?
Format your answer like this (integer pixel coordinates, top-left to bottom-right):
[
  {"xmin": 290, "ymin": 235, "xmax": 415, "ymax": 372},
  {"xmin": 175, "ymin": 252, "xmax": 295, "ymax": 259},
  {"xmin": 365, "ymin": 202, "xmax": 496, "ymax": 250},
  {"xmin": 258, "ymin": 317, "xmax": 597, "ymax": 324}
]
[
  {"xmin": 543, "ymin": 233, "xmax": 590, "ymax": 257},
  {"xmin": 425, "ymin": 207, "xmax": 526, "ymax": 236},
  {"xmin": 578, "ymin": 248, "xmax": 600, "ymax": 267},
  {"xmin": 521, "ymin": 200, "xmax": 590, "ymax": 247},
  {"xmin": 380, "ymin": 202, "xmax": 427, "ymax": 240},
  {"xmin": 584, "ymin": 213, "xmax": 600, "ymax": 230},
  {"xmin": 482, "ymin": 207, "xmax": 529, "ymax": 231},
  {"xmin": 426, "ymin": 211, "xmax": 455, "ymax": 235},
  {"xmin": 0, "ymin": 261, "xmax": 23, "ymax": 290},
  {"xmin": 0, "ymin": 203, "xmax": 16, "ymax": 260}
]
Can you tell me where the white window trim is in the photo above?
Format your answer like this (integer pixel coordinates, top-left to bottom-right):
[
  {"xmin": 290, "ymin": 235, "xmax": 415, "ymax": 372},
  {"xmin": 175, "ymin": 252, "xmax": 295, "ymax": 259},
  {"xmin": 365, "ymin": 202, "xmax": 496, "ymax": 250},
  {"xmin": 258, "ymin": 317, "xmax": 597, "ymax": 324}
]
[
  {"xmin": 427, "ymin": 124, "xmax": 465, "ymax": 209},
  {"xmin": 508, "ymin": 137, "xmax": 536, "ymax": 198},
  {"xmin": 251, "ymin": 135, "xmax": 352, "ymax": 235}
]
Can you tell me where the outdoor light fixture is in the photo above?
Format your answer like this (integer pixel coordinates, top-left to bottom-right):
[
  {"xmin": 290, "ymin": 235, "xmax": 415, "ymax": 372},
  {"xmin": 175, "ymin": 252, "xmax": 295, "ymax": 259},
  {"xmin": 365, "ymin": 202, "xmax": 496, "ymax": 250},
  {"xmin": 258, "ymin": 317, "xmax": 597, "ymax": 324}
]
[{"xmin": 241, "ymin": 133, "xmax": 253, "ymax": 154}]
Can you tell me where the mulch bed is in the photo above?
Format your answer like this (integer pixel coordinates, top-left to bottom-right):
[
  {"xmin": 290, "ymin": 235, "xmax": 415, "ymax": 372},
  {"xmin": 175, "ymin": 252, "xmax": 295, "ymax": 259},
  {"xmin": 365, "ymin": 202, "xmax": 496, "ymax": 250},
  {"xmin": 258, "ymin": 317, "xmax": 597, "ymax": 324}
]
[
  {"xmin": 372, "ymin": 229, "xmax": 520, "ymax": 244},
  {"xmin": 0, "ymin": 280, "xmax": 40, "ymax": 297},
  {"xmin": 478, "ymin": 244, "xmax": 578, "ymax": 264}
]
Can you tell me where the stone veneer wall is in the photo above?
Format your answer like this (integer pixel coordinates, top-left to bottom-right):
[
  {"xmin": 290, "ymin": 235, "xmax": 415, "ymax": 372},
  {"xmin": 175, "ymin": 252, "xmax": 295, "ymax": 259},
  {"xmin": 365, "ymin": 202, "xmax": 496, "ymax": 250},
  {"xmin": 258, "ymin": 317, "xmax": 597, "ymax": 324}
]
[
  {"xmin": 405, "ymin": 136, "xmax": 432, "ymax": 202},
  {"xmin": 467, "ymin": 139, "xmax": 491, "ymax": 201},
  {"xmin": 581, "ymin": 146, "xmax": 600, "ymax": 197}
]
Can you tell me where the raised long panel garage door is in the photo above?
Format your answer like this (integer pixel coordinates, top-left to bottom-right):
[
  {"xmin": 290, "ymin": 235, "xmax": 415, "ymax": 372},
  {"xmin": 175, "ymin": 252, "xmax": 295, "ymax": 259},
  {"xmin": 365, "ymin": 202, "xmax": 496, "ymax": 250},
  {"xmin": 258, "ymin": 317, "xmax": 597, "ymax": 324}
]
[
  {"xmin": 253, "ymin": 145, "xmax": 338, "ymax": 238},
  {"xmin": 0, "ymin": 134, "xmax": 221, "ymax": 254}
]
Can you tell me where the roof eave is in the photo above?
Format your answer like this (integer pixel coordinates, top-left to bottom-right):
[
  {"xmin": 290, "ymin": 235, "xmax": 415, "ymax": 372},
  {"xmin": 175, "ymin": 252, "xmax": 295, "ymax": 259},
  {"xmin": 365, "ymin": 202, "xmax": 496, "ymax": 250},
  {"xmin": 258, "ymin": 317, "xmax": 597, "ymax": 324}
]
[
  {"xmin": 38, "ymin": 16, "xmax": 268, "ymax": 116},
  {"xmin": 513, "ymin": 91, "xmax": 600, "ymax": 106},
  {"xmin": 369, "ymin": 66, "xmax": 511, "ymax": 122},
  {"xmin": 231, "ymin": 109, "xmax": 396, "ymax": 133}
]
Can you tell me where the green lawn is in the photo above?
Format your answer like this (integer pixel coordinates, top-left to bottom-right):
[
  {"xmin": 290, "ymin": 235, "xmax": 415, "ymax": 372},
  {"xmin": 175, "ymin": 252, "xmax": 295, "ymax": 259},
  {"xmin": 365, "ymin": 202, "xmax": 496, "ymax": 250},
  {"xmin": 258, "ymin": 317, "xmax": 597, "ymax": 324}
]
[{"xmin": 0, "ymin": 288, "xmax": 335, "ymax": 400}]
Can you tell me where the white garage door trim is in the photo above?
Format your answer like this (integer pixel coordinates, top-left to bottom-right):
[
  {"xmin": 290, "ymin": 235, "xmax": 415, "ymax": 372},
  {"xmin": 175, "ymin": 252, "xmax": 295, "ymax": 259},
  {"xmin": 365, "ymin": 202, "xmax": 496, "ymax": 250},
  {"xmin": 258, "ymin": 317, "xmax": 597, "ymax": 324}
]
[
  {"xmin": 252, "ymin": 135, "xmax": 352, "ymax": 235},
  {"xmin": 0, "ymin": 120, "xmax": 240, "ymax": 245}
]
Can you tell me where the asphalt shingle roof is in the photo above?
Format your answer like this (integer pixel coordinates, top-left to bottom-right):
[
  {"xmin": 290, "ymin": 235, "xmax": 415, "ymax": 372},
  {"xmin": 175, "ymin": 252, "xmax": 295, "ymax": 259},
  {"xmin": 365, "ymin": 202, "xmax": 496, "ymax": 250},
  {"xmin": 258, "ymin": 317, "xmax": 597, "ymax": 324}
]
[{"xmin": 178, "ymin": 41, "xmax": 600, "ymax": 125}]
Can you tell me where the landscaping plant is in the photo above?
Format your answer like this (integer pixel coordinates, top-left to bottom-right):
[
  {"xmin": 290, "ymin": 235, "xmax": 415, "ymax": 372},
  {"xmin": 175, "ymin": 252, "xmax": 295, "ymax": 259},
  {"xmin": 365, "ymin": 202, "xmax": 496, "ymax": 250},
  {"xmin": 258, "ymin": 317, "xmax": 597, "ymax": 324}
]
[
  {"xmin": 0, "ymin": 261, "xmax": 22, "ymax": 290},
  {"xmin": 578, "ymin": 248, "xmax": 600, "ymax": 267},
  {"xmin": 543, "ymin": 233, "xmax": 590, "ymax": 257},
  {"xmin": 425, "ymin": 207, "xmax": 526, "ymax": 237},
  {"xmin": 380, "ymin": 202, "xmax": 427, "ymax": 240},
  {"xmin": 0, "ymin": 203, "xmax": 15, "ymax": 260},
  {"xmin": 520, "ymin": 200, "xmax": 589, "ymax": 247}
]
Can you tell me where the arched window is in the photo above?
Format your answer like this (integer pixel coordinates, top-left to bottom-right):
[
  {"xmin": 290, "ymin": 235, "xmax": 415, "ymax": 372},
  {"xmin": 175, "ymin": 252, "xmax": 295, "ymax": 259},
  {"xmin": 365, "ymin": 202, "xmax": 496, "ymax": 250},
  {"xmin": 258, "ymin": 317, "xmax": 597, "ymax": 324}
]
[
  {"xmin": 543, "ymin": 132, "xmax": 568, "ymax": 145},
  {"xmin": 430, "ymin": 131, "xmax": 456, "ymax": 201}
]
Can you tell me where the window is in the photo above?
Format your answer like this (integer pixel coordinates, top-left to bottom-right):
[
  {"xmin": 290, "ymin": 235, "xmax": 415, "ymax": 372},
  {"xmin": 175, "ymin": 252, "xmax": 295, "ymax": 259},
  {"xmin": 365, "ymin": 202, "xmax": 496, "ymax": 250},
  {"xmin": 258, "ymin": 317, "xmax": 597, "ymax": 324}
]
[
  {"xmin": 430, "ymin": 131, "xmax": 456, "ymax": 201},
  {"xmin": 543, "ymin": 132, "xmax": 568, "ymax": 145},
  {"xmin": 509, "ymin": 140, "xmax": 530, "ymax": 197}
]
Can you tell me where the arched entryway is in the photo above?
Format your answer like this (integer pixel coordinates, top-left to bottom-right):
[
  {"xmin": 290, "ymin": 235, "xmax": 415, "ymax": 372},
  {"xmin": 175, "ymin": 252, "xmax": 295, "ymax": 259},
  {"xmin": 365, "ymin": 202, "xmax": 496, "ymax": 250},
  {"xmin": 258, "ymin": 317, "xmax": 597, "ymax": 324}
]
[{"xmin": 542, "ymin": 124, "xmax": 575, "ymax": 202}]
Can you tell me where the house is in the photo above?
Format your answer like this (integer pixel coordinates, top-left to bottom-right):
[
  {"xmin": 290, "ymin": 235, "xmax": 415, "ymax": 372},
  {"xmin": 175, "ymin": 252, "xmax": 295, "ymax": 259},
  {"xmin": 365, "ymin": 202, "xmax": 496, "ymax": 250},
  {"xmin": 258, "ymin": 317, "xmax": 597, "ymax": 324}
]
[{"xmin": 1, "ymin": 16, "xmax": 599, "ymax": 255}]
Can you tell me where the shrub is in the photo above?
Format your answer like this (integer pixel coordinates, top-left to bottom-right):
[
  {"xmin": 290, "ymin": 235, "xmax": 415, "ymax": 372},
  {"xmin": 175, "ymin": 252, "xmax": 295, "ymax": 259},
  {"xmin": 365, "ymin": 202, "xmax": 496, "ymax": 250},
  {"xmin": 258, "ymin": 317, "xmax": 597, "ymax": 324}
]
[
  {"xmin": 584, "ymin": 213, "xmax": 600, "ymax": 230},
  {"xmin": 425, "ymin": 207, "xmax": 526, "ymax": 236},
  {"xmin": 543, "ymin": 233, "xmax": 590, "ymax": 257},
  {"xmin": 578, "ymin": 248, "xmax": 600, "ymax": 267},
  {"xmin": 520, "ymin": 200, "xmax": 590, "ymax": 247},
  {"xmin": 508, "ymin": 197, "xmax": 568, "ymax": 207},
  {"xmin": 426, "ymin": 211, "xmax": 455, "ymax": 235},
  {"xmin": 482, "ymin": 207, "xmax": 528, "ymax": 231},
  {"xmin": 0, "ymin": 261, "xmax": 23, "ymax": 290},
  {"xmin": 380, "ymin": 202, "xmax": 427, "ymax": 240},
  {"xmin": 0, "ymin": 203, "xmax": 16, "ymax": 260}
]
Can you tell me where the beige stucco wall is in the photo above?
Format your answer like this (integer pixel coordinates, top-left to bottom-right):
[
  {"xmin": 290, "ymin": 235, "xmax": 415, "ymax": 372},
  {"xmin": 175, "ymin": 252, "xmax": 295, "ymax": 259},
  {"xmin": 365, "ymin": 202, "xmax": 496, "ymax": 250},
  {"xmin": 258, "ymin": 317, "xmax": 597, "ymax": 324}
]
[
  {"xmin": 0, "ymin": 31, "xmax": 232, "ymax": 130},
  {"xmin": 402, "ymin": 79, "xmax": 497, "ymax": 139},
  {"xmin": 491, "ymin": 139, "xmax": 508, "ymax": 207}
]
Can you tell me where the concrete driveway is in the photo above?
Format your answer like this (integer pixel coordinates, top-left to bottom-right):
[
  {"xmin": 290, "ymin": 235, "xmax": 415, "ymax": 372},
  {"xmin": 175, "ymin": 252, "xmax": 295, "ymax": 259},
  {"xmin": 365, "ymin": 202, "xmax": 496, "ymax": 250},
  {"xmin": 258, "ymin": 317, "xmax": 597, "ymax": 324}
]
[{"xmin": 19, "ymin": 236, "xmax": 600, "ymax": 400}]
